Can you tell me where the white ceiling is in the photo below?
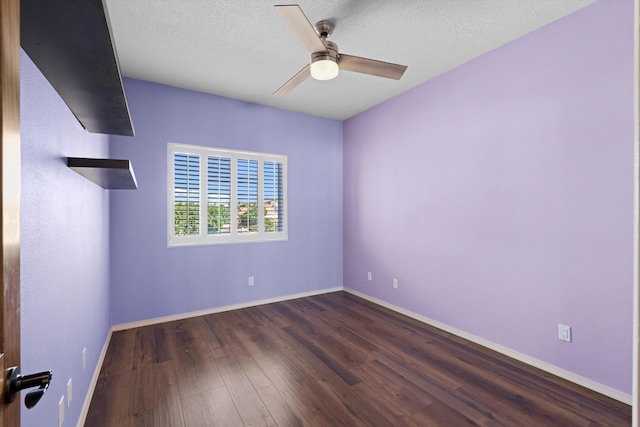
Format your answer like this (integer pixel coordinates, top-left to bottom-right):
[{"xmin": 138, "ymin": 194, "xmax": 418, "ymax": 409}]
[{"xmin": 104, "ymin": 0, "xmax": 596, "ymax": 121}]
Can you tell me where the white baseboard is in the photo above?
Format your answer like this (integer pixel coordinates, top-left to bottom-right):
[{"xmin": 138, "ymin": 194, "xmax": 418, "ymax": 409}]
[
  {"xmin": 112, "ymin": 286, "xmax": 343, "ymax": 331},
  {"xmin": 76, "ymin": 328, "xmax": 113, "ymax": 427},
  {"xmin": 344, "ymin": 287, "xmax": 632, "ymax": 405}
]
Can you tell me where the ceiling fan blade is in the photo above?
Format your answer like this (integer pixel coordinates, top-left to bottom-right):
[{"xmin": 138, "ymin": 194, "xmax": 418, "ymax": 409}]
[
  {"xmin": 339, "ymin": 54, "xmax": 407, "ymax": 80},
  {"xmin": 273, "ymin": 64, "xmax": 311, "ymax": 96},
  {"xmin": 275, "ymin": 5, "xmax": 327, "ymax": 53}
]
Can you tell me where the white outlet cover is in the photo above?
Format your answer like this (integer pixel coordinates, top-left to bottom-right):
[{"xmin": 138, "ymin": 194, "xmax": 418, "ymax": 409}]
[
  {"xmin": 67, "ymin": 379, "xmax": 72, "ymax": 407},
  {"xmin": 367, "ymin": 272, "xmax": 372, "ymax": 281},
  {"xmin": 558, "ymin": 324, "xmax": 572, "ymax": 342},
  {"xmin": 248, "ymin": 276, "xmax": 254, "ymax": 286},
  {"xmin": 393, "ymin": 279, "xmax": 399, "ymax": 289},
  {"xmin": 82, "ymin": 347, "xmax": 87, "ymax": 370},
  {"xmin": 59, "ymin": 396, "xmax": 65, "ymax": 427}
]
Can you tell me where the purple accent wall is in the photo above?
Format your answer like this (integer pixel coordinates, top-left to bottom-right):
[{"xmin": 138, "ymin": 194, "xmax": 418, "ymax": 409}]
[
  {"xmin": 20, "ymin": 51, "xmax": 112, "ymax": 427},
  {"xmin": 343, "ymin": 0, "xmax": 633, "ymax": 394},
  {"xmin": 108, "ymin": 79, "xmax": 343, "ymax": 325}
]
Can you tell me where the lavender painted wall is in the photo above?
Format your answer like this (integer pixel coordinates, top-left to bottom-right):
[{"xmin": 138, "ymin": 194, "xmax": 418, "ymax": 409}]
[
  {"xmin": 343, "ymin": 0, "xmax": 633, "ymax": 394},
  {"xmin": 109, "ymin": 79, "xmax": 343, "ymax": 325},
  {"xmin": 20, "ymin": 51, "xmax": 112, "ymax": 427}
]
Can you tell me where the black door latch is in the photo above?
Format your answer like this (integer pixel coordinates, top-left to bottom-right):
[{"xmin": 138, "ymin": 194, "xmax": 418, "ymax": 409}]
[{"xmin": 5, "ymin": 367, "xmax": 52, "ymax": 409}]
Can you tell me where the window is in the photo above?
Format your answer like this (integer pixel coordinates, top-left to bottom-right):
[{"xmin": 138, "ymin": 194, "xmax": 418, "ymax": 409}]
[{"xmin": 168, "ymin": 143, "xmax": 287, "ymax": 246}]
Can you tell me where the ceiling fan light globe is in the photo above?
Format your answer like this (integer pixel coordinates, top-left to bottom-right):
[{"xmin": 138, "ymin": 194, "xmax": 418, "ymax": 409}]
[{"xmin": 310, "ymin": 59, "xmax": 339, "ymax": 81}]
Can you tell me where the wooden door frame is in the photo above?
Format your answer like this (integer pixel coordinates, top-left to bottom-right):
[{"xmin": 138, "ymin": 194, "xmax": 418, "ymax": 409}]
[
  {"xmin": 634, "ymin": 0, "xmax": 639, "ymax": 426},
  {"xmin": 0, "ymin": 0, "xmax": 21, "ymax": 425}
]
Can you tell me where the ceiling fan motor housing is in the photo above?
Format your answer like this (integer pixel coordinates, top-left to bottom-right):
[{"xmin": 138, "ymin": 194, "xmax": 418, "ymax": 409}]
[
  {"xmin": 311, "ymin": 40, "xmax": 339, "ymax": 64},
  {"xmin": 310, "ymin": 40, "xmax": 339, "ymax": 80}
]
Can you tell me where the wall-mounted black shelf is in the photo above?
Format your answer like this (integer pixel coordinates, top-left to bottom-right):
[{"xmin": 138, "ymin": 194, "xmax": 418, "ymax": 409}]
[
  {"xmin": 21, "ymin": 0, "xmax": 134, "ymax": 136},
  {"xmin": 68, "ymin": 158, "xmax": 138, "ymax": 189}
]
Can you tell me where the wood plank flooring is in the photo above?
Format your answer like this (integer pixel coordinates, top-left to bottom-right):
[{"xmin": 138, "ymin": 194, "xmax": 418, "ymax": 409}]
[{"xmin": 84, "ymin": 291, "xmax": 631, "ymax": 426}]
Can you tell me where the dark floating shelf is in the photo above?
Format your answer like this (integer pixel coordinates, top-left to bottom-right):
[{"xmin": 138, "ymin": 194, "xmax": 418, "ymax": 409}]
[
  {"xmin": 68, "ymin": 158, "xmax": 138, "ymax": 190},
  {"xmin": 21, "ymin": 0, "xmax": 134, "ymax": 136}
]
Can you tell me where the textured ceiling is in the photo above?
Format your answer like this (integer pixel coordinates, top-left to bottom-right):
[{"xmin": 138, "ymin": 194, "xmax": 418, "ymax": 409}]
[{"xmin": 104, "ymin": 0, "xmax": 596, "ymax": 121}]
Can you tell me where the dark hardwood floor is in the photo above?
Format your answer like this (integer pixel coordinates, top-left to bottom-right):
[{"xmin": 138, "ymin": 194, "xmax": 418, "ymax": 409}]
[{"xmin": 84, "ymin": 291, "xmax": 631, "ymax": 426}]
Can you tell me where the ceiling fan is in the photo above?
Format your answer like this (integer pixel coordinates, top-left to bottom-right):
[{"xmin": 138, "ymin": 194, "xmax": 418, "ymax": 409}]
[{"xmin": 273, "ymin": 4, "xmax": 408, "ymax": 96}]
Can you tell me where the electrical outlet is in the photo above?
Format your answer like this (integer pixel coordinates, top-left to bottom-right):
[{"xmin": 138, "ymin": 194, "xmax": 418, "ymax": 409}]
[
  {"xmin": 248, "ymin": 276, "xmax": 254, "ymax": 286},
  {"xmin": 367, "ymin": 272, "xmax": 372, "ymax": 281},
  {"xmin": 59, "ymin": 396, "xmax": 65, "ymax": 427},
  {"xmin": 82, "ymin": 348, "xmax": 87, "ymax": 370},
  {"xmin": 67, "ymin": 379, "xmax": 72, "ymax": 407},
  {"xmin": 393, "ymin": 278, "xmax": 399, "ymax": 289},
  {"xmin": 558, "ymin": 324, "xmax": 572, "ymax": 342}
]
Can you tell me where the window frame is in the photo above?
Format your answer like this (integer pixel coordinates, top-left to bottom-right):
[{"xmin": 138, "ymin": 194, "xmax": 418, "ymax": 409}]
[{"xmin": 167, "ymin": 143, "xmax": 288, "ymax": 247}]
